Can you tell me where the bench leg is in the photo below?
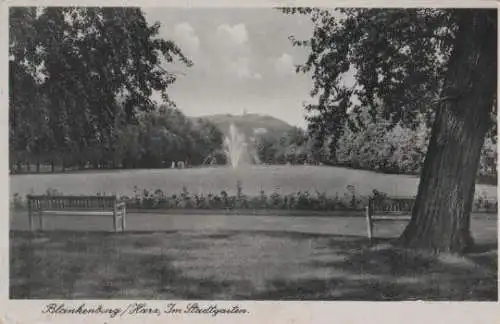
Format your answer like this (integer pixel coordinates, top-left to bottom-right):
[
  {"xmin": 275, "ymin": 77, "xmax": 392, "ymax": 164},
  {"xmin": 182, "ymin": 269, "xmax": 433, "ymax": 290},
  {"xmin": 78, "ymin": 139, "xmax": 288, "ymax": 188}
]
[
  {"xmin": 121, "ymin": 208, "xmax": 126, "ymax": 232},
  {"xmin": 38, "ymin": 211, "xmax": 43, "ymax": 231},
  {"xmin": 28, "ymin": 201, "xmax": 33, "ymax": 232},
  {"xmin": 365, "ymin": 206, "xmax": 373, "ymax": 240},
  {"xmin": 113, "ymin": 208, "xmax": 117, "ymax": 233}
]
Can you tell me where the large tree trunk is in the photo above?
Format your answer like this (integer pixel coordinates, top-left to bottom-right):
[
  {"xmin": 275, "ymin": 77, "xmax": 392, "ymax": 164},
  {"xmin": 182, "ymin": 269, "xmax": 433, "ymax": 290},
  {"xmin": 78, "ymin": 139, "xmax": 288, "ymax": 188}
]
[{"xmin": 398, "ymin": 10, "xmax": 497, "ymax": 253}]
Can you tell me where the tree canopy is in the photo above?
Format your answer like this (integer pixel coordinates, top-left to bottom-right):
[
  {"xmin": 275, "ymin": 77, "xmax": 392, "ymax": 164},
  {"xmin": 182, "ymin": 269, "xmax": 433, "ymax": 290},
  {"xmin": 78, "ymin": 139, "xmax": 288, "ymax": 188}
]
[
  {"xmin": 283, "ymin": 8, "xmax": 496, "ymax": 142},
  {"xmin": 9, "ymin": 7, "xmax": 191, "ymax": 168}
]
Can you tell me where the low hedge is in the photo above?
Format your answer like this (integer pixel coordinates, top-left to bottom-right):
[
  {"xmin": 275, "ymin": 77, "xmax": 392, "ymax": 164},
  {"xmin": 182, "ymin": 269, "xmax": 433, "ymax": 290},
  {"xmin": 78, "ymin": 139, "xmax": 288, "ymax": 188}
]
[{"xmin": 10, "ymin": 183, "xmax": 498, "ymax": 213}]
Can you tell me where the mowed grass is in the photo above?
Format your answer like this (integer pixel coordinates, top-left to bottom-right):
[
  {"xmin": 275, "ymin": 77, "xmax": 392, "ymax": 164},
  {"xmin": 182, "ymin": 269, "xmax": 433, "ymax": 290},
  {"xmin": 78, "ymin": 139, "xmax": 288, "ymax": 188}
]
[
  {"xmin": 9, "ymin": 165, "xmax": 498, "ymax": 300},
  {"xmin": 10, "ymin": 214, "xmax": 497, "ymax": 300},
  {"xmin": 10, "ymin": 165, "xmax": 498, "ymax": 199}
]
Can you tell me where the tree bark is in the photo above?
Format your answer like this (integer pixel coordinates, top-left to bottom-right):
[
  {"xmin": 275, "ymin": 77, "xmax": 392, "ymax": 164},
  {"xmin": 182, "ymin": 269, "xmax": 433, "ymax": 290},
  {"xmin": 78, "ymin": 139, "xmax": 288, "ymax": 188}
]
[{"xmin": 398, "ymin": 10, "xmax": 497, "ymax": 253}]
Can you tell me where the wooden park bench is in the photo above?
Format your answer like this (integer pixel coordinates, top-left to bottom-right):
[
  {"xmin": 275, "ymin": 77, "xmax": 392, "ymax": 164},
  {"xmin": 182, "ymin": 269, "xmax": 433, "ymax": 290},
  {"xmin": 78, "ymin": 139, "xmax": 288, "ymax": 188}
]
[
  {"xmin": 27, "ymin": 195, "xmax": 126, "ymax": 232},
  {"xmin": 365, "ymin": 196, "xmax": 415, "ymax": 240}
]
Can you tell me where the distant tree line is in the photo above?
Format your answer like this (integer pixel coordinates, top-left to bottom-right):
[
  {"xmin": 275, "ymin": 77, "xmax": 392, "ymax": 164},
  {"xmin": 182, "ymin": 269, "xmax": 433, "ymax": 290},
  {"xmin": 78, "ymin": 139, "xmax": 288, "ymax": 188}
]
[
  {"xmin": 10, "ymin": 104, "xmax": 225, "ymax": 173},
  {"xmin": 254, "ymin": 105, "xmax": 497, "ymax": 182},
  {"xmin": 118, "ymin": 106, "xmax": 226, "ymax": 169},
  {"xmin": 254, "ymin": 127, "xmax": 317, "ymax": 165}
]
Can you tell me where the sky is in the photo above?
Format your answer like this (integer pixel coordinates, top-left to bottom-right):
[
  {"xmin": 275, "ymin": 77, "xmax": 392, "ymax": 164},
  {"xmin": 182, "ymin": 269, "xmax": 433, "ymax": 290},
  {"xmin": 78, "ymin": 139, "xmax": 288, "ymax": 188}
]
[{"xmin": 142, "ymin": 8, "xmax": 317, "ymax": 128}]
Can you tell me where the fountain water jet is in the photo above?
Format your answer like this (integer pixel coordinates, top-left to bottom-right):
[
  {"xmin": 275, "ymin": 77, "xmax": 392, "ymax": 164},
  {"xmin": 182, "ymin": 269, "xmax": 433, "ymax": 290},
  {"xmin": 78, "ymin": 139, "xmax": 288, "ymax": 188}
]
[{"xmin": 223, "ymin": 124, "xmax": 248, "ymax": 168}]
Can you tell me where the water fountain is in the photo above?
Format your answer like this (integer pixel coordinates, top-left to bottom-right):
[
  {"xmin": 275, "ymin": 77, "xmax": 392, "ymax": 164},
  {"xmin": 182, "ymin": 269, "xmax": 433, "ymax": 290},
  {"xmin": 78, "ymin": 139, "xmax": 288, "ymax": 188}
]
[{"xmin": 223, "ymin": 123, "xmax": 248, "ymax": 168}]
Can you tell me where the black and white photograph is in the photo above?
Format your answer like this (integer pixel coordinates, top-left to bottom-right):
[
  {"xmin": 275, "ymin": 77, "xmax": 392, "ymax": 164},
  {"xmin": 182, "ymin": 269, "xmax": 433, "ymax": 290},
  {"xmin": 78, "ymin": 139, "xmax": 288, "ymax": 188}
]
[{"xmin": 7, "ymin": 4, "xmax": 498, "ymax": 304}]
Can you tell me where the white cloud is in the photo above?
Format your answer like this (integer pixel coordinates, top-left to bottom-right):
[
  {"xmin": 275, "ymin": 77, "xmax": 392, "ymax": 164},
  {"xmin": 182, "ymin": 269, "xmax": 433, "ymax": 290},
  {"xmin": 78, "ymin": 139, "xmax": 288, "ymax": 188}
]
[
  {"xmin": 173, "ymin": 22, "xmax": 200, "ymax": 56},
  {"xmin": 229, "ymin": 57, "xmax": 262, "ymax": 80},
  {"xmin": 274, "ymin": 53, "xmax": 295, "ymax": 77},
  {"xmin": 216, "ymin": 23, "xmax": 248, "ymax": 46}
]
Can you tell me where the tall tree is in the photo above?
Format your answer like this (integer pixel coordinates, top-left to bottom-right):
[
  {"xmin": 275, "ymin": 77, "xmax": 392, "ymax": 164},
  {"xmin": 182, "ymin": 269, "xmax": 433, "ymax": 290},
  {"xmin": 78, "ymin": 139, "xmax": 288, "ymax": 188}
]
[
  {"xmin": 9, "ymin": 7, "xmax": 191, "ymax": 169},
  {"xmin": 9, "ymin": 8, "xmax": 48, "ymax": 171},
  {"xmin": 284, "ymin": 8, "xmax": 497, "ymax": 253}
]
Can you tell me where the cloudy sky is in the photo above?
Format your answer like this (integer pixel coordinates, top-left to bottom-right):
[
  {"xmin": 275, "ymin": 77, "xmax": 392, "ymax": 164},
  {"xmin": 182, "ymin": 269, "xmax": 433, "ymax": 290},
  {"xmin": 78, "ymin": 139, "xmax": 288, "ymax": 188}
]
[{"xmin": 143, "ymin": 8, "xmax": 316, "ymax": 128}]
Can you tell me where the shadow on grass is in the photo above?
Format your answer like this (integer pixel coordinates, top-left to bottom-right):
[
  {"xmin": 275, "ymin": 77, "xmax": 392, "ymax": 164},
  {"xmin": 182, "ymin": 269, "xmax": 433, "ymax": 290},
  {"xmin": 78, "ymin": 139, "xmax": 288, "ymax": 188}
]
[
  {"xmin": 9, "ymin": 230, "xmax": 498, "ymax": 300},
  {"xmin": 9, "ymin": 231, "xmax": 239, "ymax": 299},
  {"xmin": 253, "ymin": 238, "xmax": 497, "ymax": 301}
]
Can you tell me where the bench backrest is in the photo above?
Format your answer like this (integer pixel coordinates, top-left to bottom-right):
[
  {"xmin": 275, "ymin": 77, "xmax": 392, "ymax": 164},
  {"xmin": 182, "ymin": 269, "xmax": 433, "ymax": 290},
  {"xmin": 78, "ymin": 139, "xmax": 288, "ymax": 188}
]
[
  {"xmin": 27, "ymin": 195, "xmax": 117, "ymax": 210},
  {"xmin": 369, "ymin": 196, "xmax": 415, "ymax": 215}
]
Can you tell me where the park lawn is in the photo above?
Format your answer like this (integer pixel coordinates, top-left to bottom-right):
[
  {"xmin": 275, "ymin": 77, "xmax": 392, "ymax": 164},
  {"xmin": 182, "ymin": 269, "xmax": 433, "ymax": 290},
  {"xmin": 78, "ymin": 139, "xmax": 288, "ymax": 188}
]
[
  {"xmin": 10, "ymin": 165, "xmax": 498, "ymax": 199},
  {"xmin": 10, "ymin": 229, "xmax": 497, "ymax": 300}
]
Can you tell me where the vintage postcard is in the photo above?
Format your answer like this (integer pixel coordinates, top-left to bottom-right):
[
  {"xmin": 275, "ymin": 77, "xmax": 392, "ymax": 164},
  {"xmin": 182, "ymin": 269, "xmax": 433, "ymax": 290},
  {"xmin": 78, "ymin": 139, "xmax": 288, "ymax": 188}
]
[{"xmin": 2, "ymin": 0, "xmax": 499, "ymax": 323}]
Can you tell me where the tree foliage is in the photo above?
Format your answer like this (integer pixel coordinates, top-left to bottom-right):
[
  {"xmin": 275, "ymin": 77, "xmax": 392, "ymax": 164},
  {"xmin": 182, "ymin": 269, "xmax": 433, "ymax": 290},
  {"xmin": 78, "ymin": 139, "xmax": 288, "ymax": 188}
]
[
  {"xmin": 255, "ymin": 127, "xmax": 316, "ymax": 165},
  {"xmin": 116, "ymin": 105, "xmax": 224, "ymax": 169},
  {"xmin": 283, "ymin": 8, "xmax": 497, "ymax": 252},
  {"xmin": 335, "ymin": 105, "xmax": 429, "ymax": 173},
  {"xmin": 282, "ymin": 8, "xmax": 496, "ymax": 142},
  {"xmin": 11, "ymin": 103, "xmax": 225, "ymax": 172},
  {"xmin": 283, "ymin": 7, "xmax": 497, "ymax": 174},
  {"xmin": 9, "ymin": 7, "xmax": 191, "ymax": 168},
  {"xmin": 284, "ymin": 9, "xmax": 450, "ymax": 125}
]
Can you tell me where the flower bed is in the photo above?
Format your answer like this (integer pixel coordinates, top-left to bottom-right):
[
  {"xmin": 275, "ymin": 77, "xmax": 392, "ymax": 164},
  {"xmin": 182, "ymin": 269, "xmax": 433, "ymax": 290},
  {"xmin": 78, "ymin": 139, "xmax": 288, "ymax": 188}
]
[{"xmin": 10, "ymin": 182, "xmax": 498, "ymax": 213}]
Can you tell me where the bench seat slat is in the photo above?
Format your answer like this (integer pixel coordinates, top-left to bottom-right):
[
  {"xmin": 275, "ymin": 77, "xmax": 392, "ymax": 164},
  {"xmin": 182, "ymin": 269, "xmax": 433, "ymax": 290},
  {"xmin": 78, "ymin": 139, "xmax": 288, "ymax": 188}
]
[
  {"xmin": 371, "ymin": 215, "xmax": 412, "ymax": 221},
  {"xmin": 41, "ymin": 210, "xmax": 115, "ymax": 216},
  {"xmin": 33, "ymin": 207, "xmax": 115, "ymax": 210},
  {"xmin": 373, "ymin": 210, "xmax": 413, "ymax": 214},
  {"xmin": 27, "ymin": 195, "xmax": 117, "ymax": 201}
]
